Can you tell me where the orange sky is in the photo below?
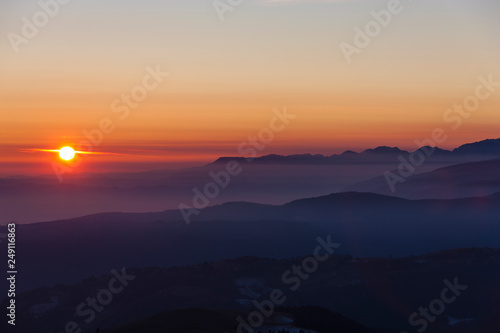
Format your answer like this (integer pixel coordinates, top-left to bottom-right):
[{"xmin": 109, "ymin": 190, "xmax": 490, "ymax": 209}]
[{"xmin": 1, "ymin": 0, "xmax": 499, "ymax": 176}]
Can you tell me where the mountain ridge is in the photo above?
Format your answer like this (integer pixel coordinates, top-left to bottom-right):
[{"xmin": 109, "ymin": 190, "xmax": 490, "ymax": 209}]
[
  {"xmin": 211, "ymin": 138, "xmax": 500, "ymax": 165},
  {"xmin": 345, "ymin": 159, "xmax": 500, "ymax": 199}
]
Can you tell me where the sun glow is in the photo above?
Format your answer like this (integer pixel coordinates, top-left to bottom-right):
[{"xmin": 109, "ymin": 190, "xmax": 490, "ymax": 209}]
[{"xmin": 59, "ymin": 147, "xmax": 76, "ymax": 161}]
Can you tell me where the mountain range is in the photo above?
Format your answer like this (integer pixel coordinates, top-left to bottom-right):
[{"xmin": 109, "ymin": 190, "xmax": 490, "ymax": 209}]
[
  {"xmin": 4, "ymin": 191, "xmax": 500, "ymax": 293},
  {"xmin": 345, "ymin": 159, "xmax": 500, "ymax": 199},
  {"xmin": 3, "ymin": 138, "xmax": 500, "ymax": 224},
  {"xmin": 2, "ymin": 139, "xmax": 500, "ymax": 333},
  {"xmin": 211, "ymin": 138, "xmax": 500, "ymax": 165}
]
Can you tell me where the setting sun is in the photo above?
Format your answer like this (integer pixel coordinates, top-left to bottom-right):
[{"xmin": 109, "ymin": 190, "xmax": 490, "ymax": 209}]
[{"xmin": 59, "ymin": 147, "xmax": 76, "ymax": 161}]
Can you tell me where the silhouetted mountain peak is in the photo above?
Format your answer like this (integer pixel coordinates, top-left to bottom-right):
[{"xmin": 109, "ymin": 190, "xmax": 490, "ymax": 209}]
[
  {"xmin": 362, "ymin": 146, "xmax": 407, "ymax": 154},
  {"xmin": 211, "ymin": 156, "xmax": 248, "ymax": 164},
  {"xmin": 286, "ymin": 191, "xmax": 408, "ymax": 207},
  {"xmin": 415, "ymin": 146, "xmax": 451, "ymax": 155},
  {"xmin": 453, "ymin": 138, "xmax": 500, "ymax": 155}
]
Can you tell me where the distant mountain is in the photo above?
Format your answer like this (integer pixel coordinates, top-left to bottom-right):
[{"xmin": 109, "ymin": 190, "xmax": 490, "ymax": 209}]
[
  {"xmin": 3, "ymin": 138, "xmax": 500, "ymax": 223},
  {"xmin": 344, "ymin": 159, "xmax": 500, "ymax": 199},
  {"xmin": 361, "ymin": 146, "xmax": 406, "ymax": 155},
  {"xmin": 4, "ymin": 249, "xmax": 499, "ymax": 333},
  {"xmin": 4, "ymin": 192, "xmax": 500, "ymax": 293},
  {"xmin": 453, "ymin": 138, "xmax": 500, "ymax": 155},
  {"xmin": 210, "ymin": 138, "xmax": 500, "ymax": 165}
]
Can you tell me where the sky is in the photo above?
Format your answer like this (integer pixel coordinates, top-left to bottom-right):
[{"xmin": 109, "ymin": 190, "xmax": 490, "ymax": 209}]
[{"xmin": 1, "ymin": 0, "xmax": 499, "ymax": 175}]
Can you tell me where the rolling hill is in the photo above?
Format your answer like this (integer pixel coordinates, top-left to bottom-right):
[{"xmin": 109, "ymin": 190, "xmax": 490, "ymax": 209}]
[
  {"xmin": 3, "ymin": 249, "xmax": 498, "ymax": 333},
  {"xmin": 3, "ymin": 192, "xmax": 500, "ymax": 293}
]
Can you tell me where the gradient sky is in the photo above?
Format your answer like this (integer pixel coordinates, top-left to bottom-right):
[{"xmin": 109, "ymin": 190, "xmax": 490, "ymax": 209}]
[{"xmin": 1, "ymin": 0, "xmax": 499, "ymax": 175}]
